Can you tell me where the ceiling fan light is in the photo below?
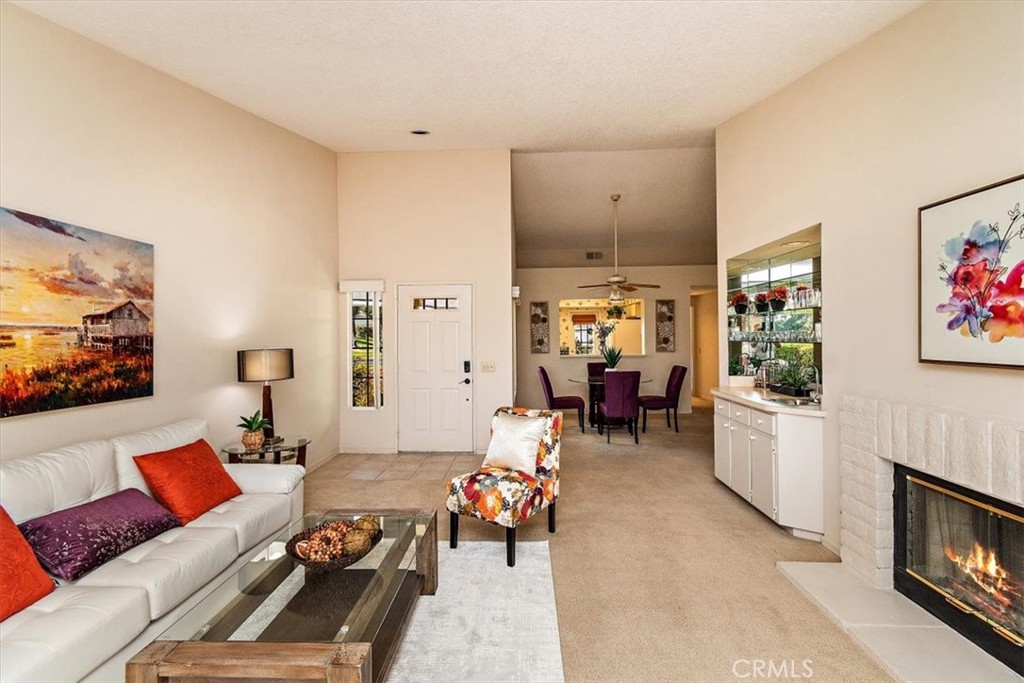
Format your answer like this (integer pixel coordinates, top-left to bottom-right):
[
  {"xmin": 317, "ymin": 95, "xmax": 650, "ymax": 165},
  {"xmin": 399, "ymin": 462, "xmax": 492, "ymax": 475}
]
[{"xmin": 608, "ymin": 289, "xmax": 625, "ymax": 304}]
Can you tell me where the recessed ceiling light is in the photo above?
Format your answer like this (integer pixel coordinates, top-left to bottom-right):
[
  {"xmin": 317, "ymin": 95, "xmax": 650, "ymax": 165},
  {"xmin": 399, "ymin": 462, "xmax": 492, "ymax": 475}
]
[
  {"xmin": 781, "ymin": 240, "xmax": 810, "ymax": 247},
  {"xmin": 409, "ymin": 129, "xmax": 431, "ymax": 135}
]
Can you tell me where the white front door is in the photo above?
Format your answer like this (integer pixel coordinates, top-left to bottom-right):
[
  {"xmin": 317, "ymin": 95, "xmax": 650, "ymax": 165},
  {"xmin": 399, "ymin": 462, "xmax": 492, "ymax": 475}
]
[{"xmin": 397, "ymin": 284, "xmax": 474, "ymax": 452}]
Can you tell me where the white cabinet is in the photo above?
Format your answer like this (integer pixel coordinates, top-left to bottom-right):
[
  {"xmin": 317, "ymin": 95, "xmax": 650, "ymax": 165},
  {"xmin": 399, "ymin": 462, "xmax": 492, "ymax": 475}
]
[
  {"xmin": 713, "ymin": 414, "xmax": 731, "ymax": 486},
  {"xmin": 749, "ymin": 429, "xmax": 775, "ymax": 519},
  {"xmin": 729, "ymin": 422, "xmax": 751, "ymax": 500},
  {"xmin": 712, "ymin": 392, "xmax": 823, "ymax": 537}
]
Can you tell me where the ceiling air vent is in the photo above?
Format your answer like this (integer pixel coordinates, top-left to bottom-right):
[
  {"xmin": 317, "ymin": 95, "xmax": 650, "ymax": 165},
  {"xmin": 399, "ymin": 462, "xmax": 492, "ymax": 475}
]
[{"xmin": 585, "ymin": 251, "xmax": 604, "ymax": 261}]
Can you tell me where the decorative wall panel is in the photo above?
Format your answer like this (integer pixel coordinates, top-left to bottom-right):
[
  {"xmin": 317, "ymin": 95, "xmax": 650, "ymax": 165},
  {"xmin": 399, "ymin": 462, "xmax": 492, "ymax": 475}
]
[{"xmin": 655, "ymin": 300, "xmax": 675, "ymax": 352}]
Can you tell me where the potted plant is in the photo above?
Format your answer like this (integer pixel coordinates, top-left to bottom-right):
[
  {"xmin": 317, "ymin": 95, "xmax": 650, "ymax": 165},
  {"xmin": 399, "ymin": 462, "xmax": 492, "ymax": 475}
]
[
  {"xmin": 771, "ymin": 361, "xmax": 815, "ymax": 397},
  {"xmin": 606, "ymin": 305, "xmax": 625, "ymax": 320},
  {"xmin": 769, "ymin": 347, "xmax": 815, "ymax": 397},
  {"xmin": 602, "ymin": 345, "xmax": 623, "ymax": 369},
  {"xmin": 768, "ymin": 286, "xmax": 788, "ymax": 311},
  {"xmin": 237, "ymin": 410, "xmax": 271, "ymax": 452},
  {"xmin": 729, "ymin": 291, "xmax": 749, "ymax": 315},
  {"xmin": 754, "ymin": 292, "xmax": 770, "ymax": 313}
]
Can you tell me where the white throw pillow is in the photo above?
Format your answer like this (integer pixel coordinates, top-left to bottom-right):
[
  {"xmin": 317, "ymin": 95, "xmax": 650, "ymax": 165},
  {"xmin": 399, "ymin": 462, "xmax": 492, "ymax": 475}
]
[{"xmin": 481, "ymin": 414, "xmax": 547, "ymax": 475}]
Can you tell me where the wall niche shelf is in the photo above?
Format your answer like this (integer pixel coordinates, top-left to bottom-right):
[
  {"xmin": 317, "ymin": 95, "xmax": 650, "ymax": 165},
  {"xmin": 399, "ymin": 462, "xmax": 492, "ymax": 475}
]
[{"xmin": 726, "ymin": 225, "xmax": 823, "ymax": 379}]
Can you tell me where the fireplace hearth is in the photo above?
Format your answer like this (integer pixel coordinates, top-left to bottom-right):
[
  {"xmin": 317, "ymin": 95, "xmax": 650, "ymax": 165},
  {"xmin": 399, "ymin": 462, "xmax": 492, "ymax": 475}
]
[{"xmin": 894, "ymin": 465, "xmax": 1023, "ymax": 675}]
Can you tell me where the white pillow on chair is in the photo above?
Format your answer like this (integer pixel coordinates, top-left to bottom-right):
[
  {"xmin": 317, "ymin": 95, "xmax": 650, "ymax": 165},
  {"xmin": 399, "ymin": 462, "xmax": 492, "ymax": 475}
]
[{"xmin": 481, "ymin": 414, "xmax": 547, "ymax": 475}]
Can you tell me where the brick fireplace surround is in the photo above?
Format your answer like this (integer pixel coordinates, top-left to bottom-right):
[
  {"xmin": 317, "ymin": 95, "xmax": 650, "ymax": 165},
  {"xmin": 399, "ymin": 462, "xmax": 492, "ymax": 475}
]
[{"xmin": 838, "ymin": 394, "xmax": 1023, "ymax": 590}]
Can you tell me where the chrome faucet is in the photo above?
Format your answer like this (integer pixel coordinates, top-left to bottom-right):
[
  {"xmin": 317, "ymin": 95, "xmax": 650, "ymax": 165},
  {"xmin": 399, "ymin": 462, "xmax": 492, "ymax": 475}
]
[{"xmin": 811, "ymin": 365, "xmax": 823, "ymax": 402}]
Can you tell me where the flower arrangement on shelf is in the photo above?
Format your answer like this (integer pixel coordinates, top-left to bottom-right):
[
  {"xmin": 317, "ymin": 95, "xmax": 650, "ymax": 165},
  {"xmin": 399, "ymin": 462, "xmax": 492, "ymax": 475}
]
[
  {"xmin": 594, "ymin": 320, "xmax": 617, "ymax": 353},
  {"xmin": 729, "ymin": 292, "xmax": 749, "ymax": 314},
  {"xmin": 754, "ymin": 291, "xmax": 770, "ymax": 313},
  {"xmin": 768, "ymin": 286, "xmax": 789, "ymax": 311}
]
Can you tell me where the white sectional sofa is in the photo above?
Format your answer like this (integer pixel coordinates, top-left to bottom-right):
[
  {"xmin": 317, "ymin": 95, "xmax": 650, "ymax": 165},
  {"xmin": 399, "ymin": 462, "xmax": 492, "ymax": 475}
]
[{"xmin": 0, "ymin": 418, "xmax": 305, "ymax": 683}]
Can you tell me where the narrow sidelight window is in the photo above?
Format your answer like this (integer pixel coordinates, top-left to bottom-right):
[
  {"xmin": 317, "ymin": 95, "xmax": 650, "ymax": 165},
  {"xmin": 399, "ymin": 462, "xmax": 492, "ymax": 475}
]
[{"xmin": 351, "ymin": 291, "xmax": 383, "ymax": 409}]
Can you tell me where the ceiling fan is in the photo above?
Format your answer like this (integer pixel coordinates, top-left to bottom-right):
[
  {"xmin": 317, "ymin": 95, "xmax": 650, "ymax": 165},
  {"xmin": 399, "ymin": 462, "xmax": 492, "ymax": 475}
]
[{"xmin": 578, "ymin": 193, "xmax": 661, "ymax": 303}]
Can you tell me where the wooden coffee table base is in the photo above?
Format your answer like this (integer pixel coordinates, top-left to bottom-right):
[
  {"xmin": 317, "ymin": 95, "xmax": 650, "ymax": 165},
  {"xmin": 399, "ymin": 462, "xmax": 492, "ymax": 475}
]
[
  {"xmin": 127, "ymin": 641, "xmax": 371, "ymax": 682},
  {"xmin": 127, "ymin": 510, "xmax": 437, "ymax": 683}
]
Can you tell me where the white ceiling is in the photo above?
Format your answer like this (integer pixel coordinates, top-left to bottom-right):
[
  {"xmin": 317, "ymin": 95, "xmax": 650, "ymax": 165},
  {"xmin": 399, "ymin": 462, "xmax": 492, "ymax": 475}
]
[{"xmin": 14, "ymin": 0, "xmax": 924, "ymax": 266}]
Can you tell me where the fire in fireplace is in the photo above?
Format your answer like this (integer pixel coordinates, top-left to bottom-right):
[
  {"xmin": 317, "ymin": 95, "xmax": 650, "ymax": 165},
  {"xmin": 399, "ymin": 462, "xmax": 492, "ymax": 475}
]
[
  {"xmin": 894, "ymin": 465, "xmax": 1023, "ymax": 675},
  {"xmin": 944, "ymin": 543, "xmax": 1019, "ymax": 615}
]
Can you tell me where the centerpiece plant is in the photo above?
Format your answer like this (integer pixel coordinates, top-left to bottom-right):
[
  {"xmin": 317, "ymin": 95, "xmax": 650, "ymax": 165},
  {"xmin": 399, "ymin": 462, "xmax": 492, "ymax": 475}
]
[
  {"xmin": 602, "ymin": 345, "xmax": 623, "ymax": 369},
  {"xmin": 606, "ymin": 305, "xmax": 625, "ymax": 319}
]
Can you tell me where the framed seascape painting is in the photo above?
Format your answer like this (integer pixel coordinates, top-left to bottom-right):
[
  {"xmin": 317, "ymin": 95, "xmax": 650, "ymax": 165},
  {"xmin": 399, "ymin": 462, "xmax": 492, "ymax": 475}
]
[
  {"xmin": 0, "ymin": 208, "xmax": 154, "ymax": 417},
  {"xmin": 919, "ymin": 175, "xmax": 1024, "ymax": 369}
]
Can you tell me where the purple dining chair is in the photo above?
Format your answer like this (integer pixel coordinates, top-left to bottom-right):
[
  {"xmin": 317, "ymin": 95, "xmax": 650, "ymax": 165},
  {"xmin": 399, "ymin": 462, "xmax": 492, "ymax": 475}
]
[
  {"xmin": 597, "ymin": 370, "xmax": 641, "ymax": 444},
  {"xmin": 639, "ymin": 365, "xmax": 688, "ymax": 433},
  {"xmin": 537, "ymin": 366, "xmax": 586, "ymax": 433}
]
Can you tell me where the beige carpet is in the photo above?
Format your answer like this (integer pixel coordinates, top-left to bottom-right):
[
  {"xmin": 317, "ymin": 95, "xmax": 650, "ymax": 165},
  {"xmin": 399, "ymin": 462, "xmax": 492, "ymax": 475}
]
[{"xmin": 306, "ymin": 404, "xmax": 892, "ymax": 683}]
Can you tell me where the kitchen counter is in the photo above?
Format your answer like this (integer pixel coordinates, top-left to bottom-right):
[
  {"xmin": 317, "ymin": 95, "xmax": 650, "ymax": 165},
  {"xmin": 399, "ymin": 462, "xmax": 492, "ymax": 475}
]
[{"xmin": 711, "ymin": 386, "xmax": 827, "ymax": 418}]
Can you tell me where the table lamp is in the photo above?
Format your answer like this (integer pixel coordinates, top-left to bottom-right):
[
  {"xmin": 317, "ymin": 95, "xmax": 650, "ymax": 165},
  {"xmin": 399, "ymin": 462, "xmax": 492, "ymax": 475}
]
[{"xmin": 237, "ymin": 348, "xmax": 294, "ymax": 439}]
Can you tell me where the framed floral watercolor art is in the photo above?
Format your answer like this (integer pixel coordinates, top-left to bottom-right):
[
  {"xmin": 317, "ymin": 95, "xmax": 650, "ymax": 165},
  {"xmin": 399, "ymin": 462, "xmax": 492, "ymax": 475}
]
[{"xmin": 919, "ymin": 174, "xmax": 1023, "ymax": 368}]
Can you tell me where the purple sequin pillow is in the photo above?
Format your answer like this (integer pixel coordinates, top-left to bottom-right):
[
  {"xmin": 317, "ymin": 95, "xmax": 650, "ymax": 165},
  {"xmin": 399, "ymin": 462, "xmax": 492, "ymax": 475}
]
[{"xmin": 18, "ymin": 488, "xmax": 180, "ymax": 581}]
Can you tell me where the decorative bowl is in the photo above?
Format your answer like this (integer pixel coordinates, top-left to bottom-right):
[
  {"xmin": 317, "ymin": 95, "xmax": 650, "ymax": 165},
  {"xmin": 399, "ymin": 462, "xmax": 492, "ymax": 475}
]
[{"xmin": 285, "ymin": 518, "xmax": 383, "ymax": 573}]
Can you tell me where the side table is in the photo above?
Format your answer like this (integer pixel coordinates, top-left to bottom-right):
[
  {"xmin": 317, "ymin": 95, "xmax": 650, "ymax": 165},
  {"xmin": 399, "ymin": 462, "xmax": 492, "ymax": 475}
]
[{"xmin": 222, "ymin": 435, "xmax": 309, "ymax": 467}]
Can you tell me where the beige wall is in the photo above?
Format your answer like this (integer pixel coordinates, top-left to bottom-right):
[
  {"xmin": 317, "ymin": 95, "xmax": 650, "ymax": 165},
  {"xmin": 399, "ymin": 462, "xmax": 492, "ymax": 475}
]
[
  {"xmin": 691, "ymin": 291, "xmax": 718, "ymax": 400},
  {"xmin": 0, "ymin": 5, "xmax": 340, "ymax": 465},
  {"xmin": 337, "ymin": 150, "xmax": 514, "ymax": 453},
  {"xmin": 515, "ymin": 265, "xmax": 716, "ymax": 413},
  {"xmin": 716, "ymin": 0, "xmax": 1024, "ymax": 551}
]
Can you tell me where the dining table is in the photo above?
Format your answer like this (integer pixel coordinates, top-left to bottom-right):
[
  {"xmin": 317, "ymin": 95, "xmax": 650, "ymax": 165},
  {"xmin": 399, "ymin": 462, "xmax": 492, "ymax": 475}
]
[{"xmin": 568, "ymin": 375, "xmax": 653, "ymax": 428}]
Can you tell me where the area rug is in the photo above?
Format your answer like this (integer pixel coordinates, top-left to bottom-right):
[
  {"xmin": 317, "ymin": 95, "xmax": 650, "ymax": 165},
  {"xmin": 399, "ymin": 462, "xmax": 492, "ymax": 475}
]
[{"xmin": 385, "ymin": 541, "xmax": 564, "ymax": 683}]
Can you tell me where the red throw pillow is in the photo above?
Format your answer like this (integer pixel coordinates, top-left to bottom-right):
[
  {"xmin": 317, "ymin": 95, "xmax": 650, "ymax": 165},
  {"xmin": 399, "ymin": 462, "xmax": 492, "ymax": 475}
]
[
  {"xmin": 133, "ymin": 439, "xmax": 242, "ymax": 525},
  {"xmin": 1, "ymin": 506, "xmax": 55, "ymax": 621}
]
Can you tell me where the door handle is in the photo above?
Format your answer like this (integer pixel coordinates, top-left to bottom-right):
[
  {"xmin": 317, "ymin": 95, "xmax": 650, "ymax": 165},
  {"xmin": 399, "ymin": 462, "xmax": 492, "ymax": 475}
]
[{"xmin": 459, "ymin": 378, "xmax": 471, "ymax": 385}]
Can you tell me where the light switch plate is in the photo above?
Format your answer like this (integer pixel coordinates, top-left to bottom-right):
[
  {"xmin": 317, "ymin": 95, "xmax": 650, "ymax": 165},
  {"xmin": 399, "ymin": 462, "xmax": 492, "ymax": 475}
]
[{"xmin": 481, "ymin": 361, "xmax": 496, "ymax": 372}]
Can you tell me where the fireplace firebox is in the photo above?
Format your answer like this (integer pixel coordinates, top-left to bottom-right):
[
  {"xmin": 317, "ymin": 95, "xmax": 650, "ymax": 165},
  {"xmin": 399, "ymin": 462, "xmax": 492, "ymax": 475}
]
[{"xmin": 894, "ymin": 465, "xmax": 1023, "ymax": 674}]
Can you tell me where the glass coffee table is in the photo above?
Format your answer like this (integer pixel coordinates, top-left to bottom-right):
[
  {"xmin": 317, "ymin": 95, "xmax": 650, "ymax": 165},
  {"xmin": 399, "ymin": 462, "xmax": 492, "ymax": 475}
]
[{"xmin": 126, "ymin": 509, "xmax": 437, "ymax": 683}]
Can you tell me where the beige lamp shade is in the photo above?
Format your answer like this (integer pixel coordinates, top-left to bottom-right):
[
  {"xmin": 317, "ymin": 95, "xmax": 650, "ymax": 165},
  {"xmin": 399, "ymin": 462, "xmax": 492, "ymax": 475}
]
[{"xmin": 237, "ymin": 348, "xmax": 294, "ymax": 383}]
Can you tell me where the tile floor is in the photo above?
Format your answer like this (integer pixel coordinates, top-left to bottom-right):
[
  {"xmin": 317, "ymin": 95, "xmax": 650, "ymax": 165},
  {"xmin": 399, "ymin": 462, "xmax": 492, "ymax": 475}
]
[{"xmin": 329, "ymin": 453, "xmax": 484, "ymax": 482}]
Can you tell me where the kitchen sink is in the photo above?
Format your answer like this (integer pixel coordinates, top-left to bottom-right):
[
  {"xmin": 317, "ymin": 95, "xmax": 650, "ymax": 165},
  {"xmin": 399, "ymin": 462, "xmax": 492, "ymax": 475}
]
[{"xmin": 767, "ymin": 396, "xmax": 820, "ymax": 407}]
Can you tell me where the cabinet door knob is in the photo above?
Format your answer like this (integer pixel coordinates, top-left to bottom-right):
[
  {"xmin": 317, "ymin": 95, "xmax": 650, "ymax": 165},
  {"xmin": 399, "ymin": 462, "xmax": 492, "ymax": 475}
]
[{"xmin": 749, "ymin": 435, "xmax": 755, "ymax": 441}]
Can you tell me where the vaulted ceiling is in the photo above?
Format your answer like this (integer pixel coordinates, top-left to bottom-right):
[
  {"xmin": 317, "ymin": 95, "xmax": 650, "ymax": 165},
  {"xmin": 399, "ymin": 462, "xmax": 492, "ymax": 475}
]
[{"xmin": 14, "ymin": 0, "xmax": 924, "ymax": 266}]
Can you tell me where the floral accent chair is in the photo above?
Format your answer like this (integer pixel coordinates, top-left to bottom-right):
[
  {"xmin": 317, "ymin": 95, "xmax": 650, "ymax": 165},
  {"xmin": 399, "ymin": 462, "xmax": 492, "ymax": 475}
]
[{"xmin": 446, "ymin": 407, "xmax": 562, "ymax": 567}]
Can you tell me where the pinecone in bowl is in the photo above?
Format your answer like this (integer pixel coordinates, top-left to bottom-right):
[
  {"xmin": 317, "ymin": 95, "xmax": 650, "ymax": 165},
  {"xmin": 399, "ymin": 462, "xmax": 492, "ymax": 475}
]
[{"xmin": 353, "ymin": 515, "xmax": 381, "ymax": 533}]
